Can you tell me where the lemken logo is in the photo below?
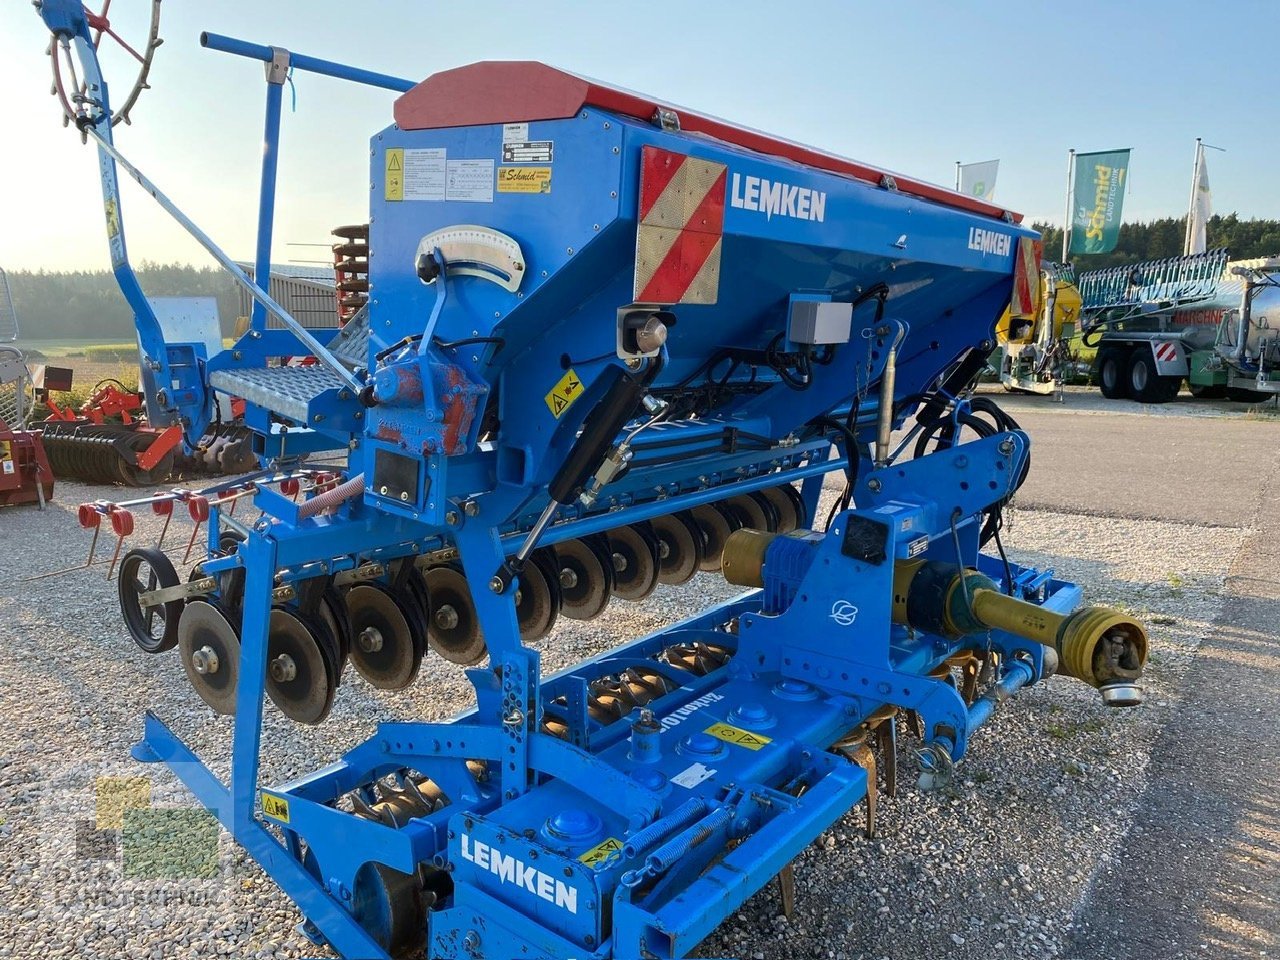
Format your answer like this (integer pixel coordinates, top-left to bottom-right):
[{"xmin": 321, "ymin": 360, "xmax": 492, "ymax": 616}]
[
  {"xmin": 461, "ymin": 835, "xmax": 579, "ymax": 913},
  {"xmin": 731, "ymin": 172, "xmax": 826, "ymax": 222},
  {"xmin": 967, "ymin": 227, "xmax": 1012, "ymax": 256}
]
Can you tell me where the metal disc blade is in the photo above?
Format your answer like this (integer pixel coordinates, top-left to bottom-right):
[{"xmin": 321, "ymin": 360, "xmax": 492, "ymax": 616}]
[
  {"xmin": 724, "ymin": 492, "xmax": 773, "ymax": 532},
  {"xmin": 516, "ymin": 553, "xmax": 560, "ymax": 642},
  {"xmin": 347, "ymin": 583, "xmax": 424, "ymax": 689},
  {"xmin": 778, "ymin": 482, "xmax": 808, "ymax": 528},
  {"xmin": 320, "ymin": 588, "xmax": 353, "ymax": 678},
  {"xmin": 607, "ymin": 523, "xmax": 661, "ymax": 601},
  {"xmin": 392, "ymin": 564, "xmax": 432, "ymax": 656},
  {"xmin": 650, "ymin": 511, "xmax": 704, "ymax": 586},
  {"xmin": 424, "ymin": 566, "xmax": 487, "ymax": 665},
  {"xmin": 760, "ymin": 484, "xmax": 801, "ymax": 533},
  {"xmin": 691, "ymin": 503, "xmax": 738, "ymax": 572},
  {"xmin": 266, "ymin": 608, "xmax": 336, "ymax": 725},
  {"xmin": 178, "ymin": 599, "xmax": 241, "ymax": 715},
  {"xmin": 555, "ymin": 537, "xmax": 613, "ymax": 620}
]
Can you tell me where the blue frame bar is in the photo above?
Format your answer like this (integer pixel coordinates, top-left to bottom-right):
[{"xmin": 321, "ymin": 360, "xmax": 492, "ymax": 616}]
[{"xmin": 250, "ymin": 63, "xmax": 287, "ymax": 330}]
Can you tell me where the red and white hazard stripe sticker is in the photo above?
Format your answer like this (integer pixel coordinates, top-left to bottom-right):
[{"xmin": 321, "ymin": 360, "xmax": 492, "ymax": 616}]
[
  {"xmin": 634, "ymin": 146, "xmax": 727, "ymax": 304},
  {"xmin": 1009, "ymin": 237, "xmax": 1042, "ymax": 317},
  {"xmin": 1155, "ymin": 342, "xmax": 1179, "ymax": 362}
]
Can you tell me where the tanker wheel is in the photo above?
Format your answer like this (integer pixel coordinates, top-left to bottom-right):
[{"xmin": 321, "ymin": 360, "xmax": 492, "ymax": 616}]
[
  {"xmin": 1227, "ymin": 386, "xmax": 1272, "ymax": 403},
  {"xmin": 117, "ymin": 547, "xmax": 183, "ymax": 653},
  {"xmin": 1127, "ymin": 352, "xmax": 1179, "ymax": 404},
  {"xmin": 1097, "ymin": 348, "xmax": 1128, "ymax": 399}
]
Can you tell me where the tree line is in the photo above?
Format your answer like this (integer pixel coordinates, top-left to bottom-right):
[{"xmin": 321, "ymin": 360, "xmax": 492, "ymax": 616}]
[
  {"xmin": 1033, "ymin": 214, "xmax": 1280, "ymax": 269},
  {"xmin": 7, "ymin": 214, "xmax": 1280, "ymax": 342},
  {"xmin": 5, "ymin": 262, "xmax": 240, "ymax": 342}
]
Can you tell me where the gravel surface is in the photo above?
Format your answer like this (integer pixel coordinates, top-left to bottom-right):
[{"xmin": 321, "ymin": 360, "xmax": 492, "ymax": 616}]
[{"xmin": 0, "ymin": 475, "xmax": 1245, "ymax": 959}]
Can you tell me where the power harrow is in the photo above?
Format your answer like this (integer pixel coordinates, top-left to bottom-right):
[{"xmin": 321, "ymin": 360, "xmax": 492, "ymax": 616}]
[
  {"xmin": 37, "ymin": 3, "xmax": 1150, "ymax": 958},
  {"xmin": 41, "ymin": 378, "xmax": 258, "ymax": 485}
]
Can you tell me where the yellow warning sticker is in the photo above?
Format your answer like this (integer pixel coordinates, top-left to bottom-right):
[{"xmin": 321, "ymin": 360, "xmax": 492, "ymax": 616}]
[
  {"xmin": 385, "ymin": 148, "xmax": 405, "ymax": 201},
  {"xmin": 704, "ymin": 722, "xmax": 773, "ymax": 751},
  {"xmin": 497, "ymin": 166, "xmax": 552, "ymax": 194},
  {"xmin": 544, "ymin": 367, "xmax": 584, "ymax": 418},
  {"xmin": 579, "ymin": 836, "xmax": 623, "ymax": 869},
  {"xmin": 260, "ymin": 792, "xmax": 291, "ymax": 823}
]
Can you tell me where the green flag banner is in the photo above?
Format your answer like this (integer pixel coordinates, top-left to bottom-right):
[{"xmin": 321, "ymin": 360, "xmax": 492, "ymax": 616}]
[{"xmin": 1070, "ymin": 149, "xmax": 1130, "ymax": 255}]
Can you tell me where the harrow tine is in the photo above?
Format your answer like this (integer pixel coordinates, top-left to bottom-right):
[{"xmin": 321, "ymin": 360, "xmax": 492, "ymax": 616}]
[
  {"xmin": 777, "ymin": 864, "xmax": 796, "ymax": 919},
  {"xmin": 876, "ymin": 716, "xmax": 898, "ymax": 798}
]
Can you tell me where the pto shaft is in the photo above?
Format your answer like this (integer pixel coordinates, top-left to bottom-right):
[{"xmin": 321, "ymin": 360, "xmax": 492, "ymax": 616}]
[{"xmin": 722, "ymin": 529, "xmax": 1148, "ymax": 706}]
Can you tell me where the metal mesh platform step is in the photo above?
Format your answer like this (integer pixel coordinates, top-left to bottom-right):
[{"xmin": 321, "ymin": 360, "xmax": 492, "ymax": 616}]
[{"xmin": 209, "ymin": 365, "xmax": 347, "ymax": 424}]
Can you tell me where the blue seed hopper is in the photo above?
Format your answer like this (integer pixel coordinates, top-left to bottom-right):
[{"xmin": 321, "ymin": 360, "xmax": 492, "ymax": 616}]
[{"xmin": 37, "ymin": 4, "xmax": 1148, "ymax": 958}]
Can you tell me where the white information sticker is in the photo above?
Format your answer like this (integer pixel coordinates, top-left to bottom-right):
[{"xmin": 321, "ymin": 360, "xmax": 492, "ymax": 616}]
[
  {"xmin": 403, "ymin": 148, "xmax": 446, "ymax": 201},
  {"xmin": 502, "ymin": 122, "xmax": 529, "ymax": 144},
  {"xmin": 447, "ymin": 159, "xmax": 495, "ymax": 203},
  {"xmin": 670, "ymin": 762, "xmax": 717, "ymax": 789}
]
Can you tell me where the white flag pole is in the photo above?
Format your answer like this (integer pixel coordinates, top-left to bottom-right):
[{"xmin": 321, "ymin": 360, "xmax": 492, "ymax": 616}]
[
  {"xmin": 1183, "ymin": 138, "xmax": 1202, "ymax": 256},
  {"xmin": 1063, "ymin": 149, "xmax": 1076, "ymax": 262}
]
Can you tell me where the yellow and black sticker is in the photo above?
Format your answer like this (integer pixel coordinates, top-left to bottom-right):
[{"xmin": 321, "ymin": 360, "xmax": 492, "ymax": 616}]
[
  {"xmin": 545, "ymin": 367, "xmax": 584, "ymax": 418},
  {"xmin": 385, "ymin": 148, "xmax": 405, "ymax": 201},
  {"xmin": 260, "ymin": 792, "xmax": 291, "ymax": 823},
  {"xmin": 578, "ymin": 836, "xmax": 623, "ymax": 869},
  {"xmin": 497, "ymin": 166, "xmax": 552, "ymax": 194},
  {"xmin": 704, "ymin": 722, "xmax": 773, "ymax": 751}
]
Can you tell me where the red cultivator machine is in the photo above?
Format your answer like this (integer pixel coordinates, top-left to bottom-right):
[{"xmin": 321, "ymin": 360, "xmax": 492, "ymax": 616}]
[
  {"xmin": 40, "ymin": 377, "xmax": 257, "ymax": 486},
  {"xmin": 0, "ymin": 269, "xmax": 53, "ymax": 508}
]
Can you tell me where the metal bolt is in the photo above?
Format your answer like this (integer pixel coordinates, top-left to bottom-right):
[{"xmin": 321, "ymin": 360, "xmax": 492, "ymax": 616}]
[
  {"xmin": 445, "ymin": 510, "xmax": 459, "ymax": 525},
  {"xmin": 462, "ymin": 499, "xmax": 480, "ymax": 517},
  {"xmin": 489, "ymin": 575, "xmax": 505, "ymax": 594},
  {"xmin": 559, "ymin": 568, "xmax": 579, "ymax": 589},
  {"xmin": 867, "ymin": 478, "xmax": 882, "ymax": 493},
  {"xmin": 998, "ymin": 438, "xmax": 1015, "ymax": 454},
  {"xmin": 504, "ymin": 708, "xmax": 525, "ymax": 727},
  {"xmin": 269, "ymin": 654, "xmax": 297, "ymax": 683},
  {"xmin": 399, "ymin": 491, "xmax": 410, "ymax": 502},
  {"xmin": 463, "ymin": 931, "xmax": 480, "ymax": 953},
  {"xmin": 434, "ymin": 604, "xmax": 459, "ymax": 631},
  {"xmin": 358, "ymin": 627, "xmax": 383, "ymax": 653},
  {"xmin": 191, "ymin": 646, "xmax": 219, "ymax": 675}
]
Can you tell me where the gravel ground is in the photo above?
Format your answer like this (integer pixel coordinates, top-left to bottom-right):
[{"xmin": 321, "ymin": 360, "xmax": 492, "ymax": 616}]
[{"xmin": 0, "ymin": 477, "xmax": 1244, "ymax": 959}]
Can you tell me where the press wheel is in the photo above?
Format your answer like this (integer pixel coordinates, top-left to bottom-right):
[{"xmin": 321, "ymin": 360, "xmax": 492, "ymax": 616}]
[
  {"xmin": 117, "ymin": 547, "xmax": 182, "ymax": 653},
  {"xmin": 607, "ymin": 523, "xmax": 661, "ymax": 602},
  {"xmin": 266, "ymin": 608, "xmax": 337, "ymax": 725},
  {"xmin": 424, "ymin": 565, "xmax": 487, "ymax": 665},
  {"xmin": 690, "ymin": 503, "xmax": 738, "ymax": 572},
  {"xmin": 178, "ymin": 599, "xmax": 240, "ymax": 715},
  {"xmin": 347, "ymin": 583, "xmax": 424, "ymax": 689},
  {"xmin": 650, "ymin": 511, "xmax": 705, "ymax": 586},
  {"xmin": 555, "ymin": 535, "xmax": 615, "ymax": 620}
]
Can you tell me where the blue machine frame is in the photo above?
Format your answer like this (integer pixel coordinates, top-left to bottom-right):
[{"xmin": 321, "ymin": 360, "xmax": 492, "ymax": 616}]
[{"xmin": 38, "ymin": 5, "xmax": 1147, "ymax": 958}]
